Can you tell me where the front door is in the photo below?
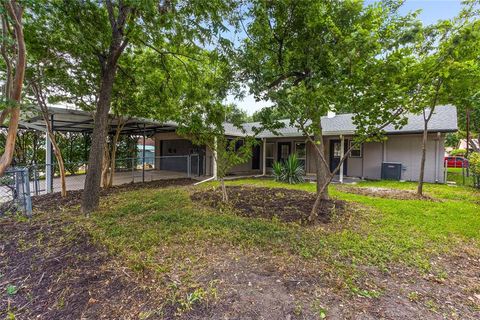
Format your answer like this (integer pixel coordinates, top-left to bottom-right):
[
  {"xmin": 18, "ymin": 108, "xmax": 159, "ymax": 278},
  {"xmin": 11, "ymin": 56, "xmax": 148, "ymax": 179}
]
[
  {"xmin": 252, "ymin": 144, "xmax": 261, "ymax": 169},
  {"xmin": 329, "ymin": 140, "xmax": 347, "ymax": 175},
  {"xmin": 277, "ymin": 142, "xmax": 291, "ymax": 163}
]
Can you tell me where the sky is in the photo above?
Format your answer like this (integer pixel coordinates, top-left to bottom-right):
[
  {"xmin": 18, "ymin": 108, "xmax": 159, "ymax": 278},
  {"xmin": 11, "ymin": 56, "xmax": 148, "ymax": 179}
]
[{"xmin": 230, "ymin": 0, "xmax": 464, "ymax": 116}]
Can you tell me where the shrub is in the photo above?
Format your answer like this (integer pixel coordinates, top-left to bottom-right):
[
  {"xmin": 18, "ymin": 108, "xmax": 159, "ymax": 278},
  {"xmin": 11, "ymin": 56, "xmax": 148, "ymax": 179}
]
[
  {"xmin": 272, "ymin": 154, "xmax": 305, "ymax": 184},
  {"xmin": 468, "ymin": 152, "xmax": 480, "ymax": 188},
  {"xmin": 272, "ymin": 161, "xmax": 285, "ymax": 182},
  {"xmin": 450, "ymin": 149, "xmax": 467, "ymax": 156}
]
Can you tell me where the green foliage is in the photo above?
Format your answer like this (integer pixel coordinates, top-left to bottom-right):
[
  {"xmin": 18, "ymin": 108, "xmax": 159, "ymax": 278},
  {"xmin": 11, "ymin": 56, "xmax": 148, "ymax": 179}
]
[
  {"xmin": 11, "ymin": 130, "xmax": 45, "ymax": 165},
  {"xmin": 216, "ymin": 136, "xmax": 257, "ymax": 180},
  {"xmin": 239, "ymin": 0, "xmax": 418, "ymax": 139},
  {"xmin": 445, "ymin": 132, "xmax": 461, "ymax": 148},
  {"xmin": 272, "ymin": 161, "xmax": 284, "ymax": 182},
  {"xmin": 450, "ymin": 148, "xmax": 467, "ymax": 156},
  {"xmin": 468, "ymin": 152, "xmax": 480, "ymax": 187},
  {"xmin": 225, "ymin": 104, "xmax": 252, "ymax": 123},
  {"xmin": 24, "ymin": 0, "xmax": 241, "ymax": 117},
  {"xmin": 446, "ymin": 18, "xmax": 480, "ymax": 138},
  {"xmin": 252, "ymin": 106, "xmax": 287, "ymax": 122},
  {"xmin": 6, "ymin": 284, "xmax": 18, "ymax": 296},
  {"xmin": 55, "ymin": 132, "xmax": 87, "ymax": 173},
  {"xmin": 272, "ymin": 154, "xmax": 305, "ymax": 184}
]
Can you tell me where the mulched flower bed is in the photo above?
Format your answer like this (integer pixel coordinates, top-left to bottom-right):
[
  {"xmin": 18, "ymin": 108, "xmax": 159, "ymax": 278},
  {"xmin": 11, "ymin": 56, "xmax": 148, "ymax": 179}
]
[
  {"xmin": 337, "ymin": 185, "xmax": 439, "ymax": 201},
  {"xmin": 32, "ymin": 178, "xmax": 194, "ymax": 212},
  {"xmin": 191, "ymin": 186, "xmax": 346, "ymax": 224}
]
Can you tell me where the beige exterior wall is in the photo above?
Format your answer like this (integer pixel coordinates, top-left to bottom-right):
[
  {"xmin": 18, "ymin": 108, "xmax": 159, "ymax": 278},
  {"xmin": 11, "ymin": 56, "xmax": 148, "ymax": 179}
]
[
  {"xmin": 154, "ymin": 131, "xmax": 446, "ymax": 182},
  {"xmin": 383, "ymin": 133, "xmax": 445, "ymax": 183},
  {"xmin": 326, "ymin": 133, "xmax": 446, "ymax": 183}
]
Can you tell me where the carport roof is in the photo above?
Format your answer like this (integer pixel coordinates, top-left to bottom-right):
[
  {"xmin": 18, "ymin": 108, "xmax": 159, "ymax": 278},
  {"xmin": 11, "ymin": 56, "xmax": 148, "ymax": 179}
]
[
  {"xmin": 15, "ymin": 104, "xmax": 458, "ymax": 138},
  {"xmin": 17, "ymin": 105, "xmax": 177, "ymax": 136}
]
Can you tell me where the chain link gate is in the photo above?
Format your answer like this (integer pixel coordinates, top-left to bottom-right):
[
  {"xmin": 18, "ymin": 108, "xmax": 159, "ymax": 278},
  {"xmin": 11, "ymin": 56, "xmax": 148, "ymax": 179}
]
[{"xmin": 0, "ymin": 167, "xmax": 32, "ymax": 217}]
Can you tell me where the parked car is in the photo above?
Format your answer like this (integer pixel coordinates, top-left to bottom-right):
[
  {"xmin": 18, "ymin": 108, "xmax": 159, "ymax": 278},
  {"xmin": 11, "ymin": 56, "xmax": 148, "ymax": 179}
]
[{"xmin": 444, "ymin": 156, "xmax": 469, "ymax": 168}]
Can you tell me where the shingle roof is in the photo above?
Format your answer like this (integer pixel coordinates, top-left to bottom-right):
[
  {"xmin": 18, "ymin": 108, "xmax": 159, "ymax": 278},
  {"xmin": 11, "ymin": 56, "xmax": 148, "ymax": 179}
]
[{"xmin": 226, "ymin": 105, "xmax": 458, "ymax": 138}]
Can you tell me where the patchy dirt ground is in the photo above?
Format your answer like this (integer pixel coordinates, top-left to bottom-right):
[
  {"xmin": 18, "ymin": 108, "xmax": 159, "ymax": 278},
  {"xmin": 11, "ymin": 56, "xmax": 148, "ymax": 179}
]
[
  {"xmin": 191, "ymin": 186, "xmax": 346, "ymax": 224},
  {"xmin": 0, "ymin": 215, "xmax": 161, "ymax": 319},
  {"xmin": 32, "ymin": 178, "xmax": 194, "ymax": 212},
  {"xmin": 1, "ymin": 181, "xmax": 479, "ymax": 319},
  {"xmin": 2, "ymin": 211, "xmax": 479, "ymax": 319},
  {"xmin": 337, "ymin": 185, "xmax": 438, "ymax": 201}
]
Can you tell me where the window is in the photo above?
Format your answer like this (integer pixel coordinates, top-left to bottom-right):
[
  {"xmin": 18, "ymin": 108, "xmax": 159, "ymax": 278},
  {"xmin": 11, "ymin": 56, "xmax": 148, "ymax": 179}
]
[
  {"xmin": 349, "ymin": 141, "xmax": 362, "ymax": 158},
  {"xmin": 280, "ymin": 144, "xmax": 290, "ymax": 160},
  {"xmin": 226, "ymin": 138, "xmax": 244, "ymax": 151},
  {"xmin": 295, "ymin": 142, "xmax": 306, "ymax": 168},
  {"xmin": 333, "ymin": 142, "xmax": 342, "ymax": 157},
  {"xmin": 265, "ymin": 143, "xmax": 274, "ymax": 168},
  {"xmin": 235, "ymin": 139, "xmax": 244, "ymax": 151}
]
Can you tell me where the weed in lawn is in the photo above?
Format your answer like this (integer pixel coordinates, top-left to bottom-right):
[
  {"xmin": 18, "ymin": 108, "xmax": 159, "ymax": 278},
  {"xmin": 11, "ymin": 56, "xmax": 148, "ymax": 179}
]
[
  {"xmin": 349, "ymin": 285, "xmax": 381, "ymax": 299},
  {"xmin": 311, "ymin": 299, "xmax": 327, "ymax": 319},
  {"xmin": 408, "ymin": 291, "xmax": 420, "ymax": 302},
  {"xmin": 425, "ymin": 299, "xmax": 439, "ymax": 313},
  {"xmin": 6, "ymin": 284, "xmax": 18, "ymax": 296},
  {"xmin": 293, "ymin": 301, "xmax": 303, "ymax": 316}
]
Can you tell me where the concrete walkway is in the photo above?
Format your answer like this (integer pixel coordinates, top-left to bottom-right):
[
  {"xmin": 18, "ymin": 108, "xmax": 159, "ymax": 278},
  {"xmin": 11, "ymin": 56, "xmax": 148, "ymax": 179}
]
[{"xmin": 32, "ymin": 169, "xmax": 193, "ymax": 194}]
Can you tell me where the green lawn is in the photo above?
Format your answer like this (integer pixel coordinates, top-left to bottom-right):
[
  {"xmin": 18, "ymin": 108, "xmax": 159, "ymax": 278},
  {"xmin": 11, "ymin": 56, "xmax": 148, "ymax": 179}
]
[{"xmin": 80, "ymin": 177, "xmax": 479, "ymax": 284}]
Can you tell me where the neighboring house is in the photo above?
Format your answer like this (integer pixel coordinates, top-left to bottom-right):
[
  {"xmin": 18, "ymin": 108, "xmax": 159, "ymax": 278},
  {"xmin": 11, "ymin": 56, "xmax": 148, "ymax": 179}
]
[
  {"xmin": 154, "ymin": 105, "xmax": 457, "ymax": 183},
  {"xmin": 458, "ymin": 139, "xmax": 479, "ymax": 152},
  {"xmin": 445, "ymin": 139, "xmax": 480, "ymax": 155},
  {"xmin": 137, "ymin": 137, "xmax": 155, "ymax": 166}
]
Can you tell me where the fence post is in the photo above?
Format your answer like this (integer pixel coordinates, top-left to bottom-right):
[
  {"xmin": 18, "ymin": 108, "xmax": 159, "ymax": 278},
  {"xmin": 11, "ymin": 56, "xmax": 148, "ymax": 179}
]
[
  {"xmin": 444, "ymin": 159, "xmax": 448, "ymax": 183},
  {"xmin": 131, "ymin": 157, "xmax": 135, "ymax": 183},
  {"xmin": 45, "ymin": 133, "xmax": 53, "ymax": 193},
  {"xmin": 187, "ymin": 155, "xmax": 191, "ymax": 178},
  {"xmin": 23, "ymin": 168, "xmax": 32, "ymax": 216}
]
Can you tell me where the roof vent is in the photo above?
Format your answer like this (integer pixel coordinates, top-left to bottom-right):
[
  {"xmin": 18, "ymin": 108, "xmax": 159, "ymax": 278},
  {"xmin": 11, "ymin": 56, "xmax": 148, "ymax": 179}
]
[{"xmin": 327, "ymin": 111, "xmax": 336, "ymax": 118}]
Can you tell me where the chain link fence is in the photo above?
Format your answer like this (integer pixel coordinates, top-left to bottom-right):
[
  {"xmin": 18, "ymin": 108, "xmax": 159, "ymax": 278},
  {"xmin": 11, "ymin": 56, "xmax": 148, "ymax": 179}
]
[
  {"xmin": 0, "ymin": 154, "xmax": 204, "ymax": 216},
  {"xmin": 0, "ymin": 168, "xmax": 32, "ymax": 216}
]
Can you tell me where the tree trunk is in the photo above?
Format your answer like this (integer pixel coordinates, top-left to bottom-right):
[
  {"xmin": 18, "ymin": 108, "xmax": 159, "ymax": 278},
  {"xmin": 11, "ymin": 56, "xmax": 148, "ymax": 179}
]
[
  {"xmin": 220, "ymin": 178, "xmax": 228, "ymax": 203},
  {"xmin": 81, "ymin": 62, "xmax": 118, "ymax": 215},
  {"xmin": 32, "ymin": 81, "xmax": 68, "ymax": 197},
  {"xmin": 417, "ymin": 121, "xmax": 429, "ymax": 196},
  {"xmin": 108, "ymin": 119, "xmax": 126, "ymax": 187},
  {"xmin": 101, "ymin": 137, "xmax": 111, "ymax": 188},
  {"xmin": 80, "ymin": 2, "xmax": 131, "ymax": 215},
  {"xmin": 308, "ymin": 119, "xmax": 330, "ymax": 222},
  {"xmin": 0, "ymin": 1, "xmax": 25, "ymax": 176}
]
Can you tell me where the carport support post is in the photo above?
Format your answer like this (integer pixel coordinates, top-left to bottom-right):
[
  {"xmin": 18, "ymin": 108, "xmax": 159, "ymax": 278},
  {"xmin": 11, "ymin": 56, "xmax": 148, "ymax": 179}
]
[
  {"xmin": 142, "ymin": 124, "xmax": 146, "ymax": 183},
  {"xmin": 339, "ymin": 135, "xmax": 344, "ymax": 183},
  {"xmin": 262, "ymin": 138, "xmax": 266, "ymax": 176},
  {"xmin": 45, "ymin": 115, "xmax": 54, "ymax": 193},
  {"xmin": 213, "ymin": 137, "xmax": 218, "ymax": 180}
]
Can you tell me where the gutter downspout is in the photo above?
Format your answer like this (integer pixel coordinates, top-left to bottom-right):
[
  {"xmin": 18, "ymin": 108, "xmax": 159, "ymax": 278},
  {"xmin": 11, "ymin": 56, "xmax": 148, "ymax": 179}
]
[
  {"xmin": 194, "ymin": 176, "xmax": 215, "ymax": 185},
  {"xmin": 262, "ymin": 138, "xmax": 266, "ymax": 176},
  {"xmin": 339, "ymin": 135, "xmax": 344, "ymax": 183},
  {"xmin": 212, "ymin": 137, "xmax": 218, "ymax": 180},
  {"xmin": 435, "ymin": 132, "xmax": 440, "ymax": 183}
]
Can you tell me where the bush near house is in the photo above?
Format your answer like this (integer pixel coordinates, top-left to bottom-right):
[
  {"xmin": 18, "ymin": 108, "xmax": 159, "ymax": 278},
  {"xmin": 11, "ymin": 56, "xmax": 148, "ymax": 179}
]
[
  {"xmin": 272, "ymin": 154, "xmax": 305, "ymax": 184},
  {"xmin": 450, "ymin": 148, "xmax": 467, "ymax": 156},
  {"xmin": 468, "ymin": 152, "xmax": 480, "ymax": 188}
]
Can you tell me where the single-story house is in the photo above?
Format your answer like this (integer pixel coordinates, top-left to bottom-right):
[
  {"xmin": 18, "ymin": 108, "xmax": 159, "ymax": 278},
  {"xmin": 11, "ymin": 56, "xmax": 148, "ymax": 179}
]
[{"xmin": 153, "ymin": 105, "xmax": 457, "ymax": 183}]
